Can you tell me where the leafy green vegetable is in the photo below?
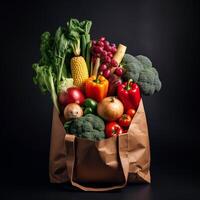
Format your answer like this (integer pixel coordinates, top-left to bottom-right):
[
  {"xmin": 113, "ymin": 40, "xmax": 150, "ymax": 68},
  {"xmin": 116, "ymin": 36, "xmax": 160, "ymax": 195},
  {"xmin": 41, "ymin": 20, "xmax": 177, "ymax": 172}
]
[
  {"xmin": 33, "ymin": 28, "xmax": 72, "ymax": 113},
  {"xmin": 122, "ymin": 54, "xmax": 162, "ymax": 95},
  {"xmin": 67, "ymin": 18, "xmax": 92, "ymax": 70},
  {"xmin": 39, "ymin": 32, "xmax": 54, "ymax": 67},
  {"xmin": 85, "ymin": 41, "xmax": 92, "ymax": 73},
  {"xmin": 32, "ymin": 18, "xmax": 92, "ymax": 112},
  {"xmin": 54, "ymin": 27, "xmax": 71, "ymax": 91},
  {"xmin": 81, "ymin": 34, "xmax": 87, "ymax": 57},
  {"xmin": 32, "ymin": 64, "xmax": 59, "ymax": 112},
  {"xmin": 67, "ymin": 31, "xmax": 80, "ymax": 55},
  {"xmin": 57, "ymin": 78, "xmax": 74, "ymax": 94},
  {"xmin": 67, "ymin": 19, "xmax": 92, "ymax": 34},
  {"xmin": 65, "ymin": 114, "xmax": 105, "ymax": 141}
]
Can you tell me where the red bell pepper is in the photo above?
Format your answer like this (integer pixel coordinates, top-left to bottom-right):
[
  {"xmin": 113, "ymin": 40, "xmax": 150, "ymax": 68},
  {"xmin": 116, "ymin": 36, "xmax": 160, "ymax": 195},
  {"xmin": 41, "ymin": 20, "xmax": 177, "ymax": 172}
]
[{"xmin": 117, "ymin": 79, "xmax": 141, "ymax": 111}]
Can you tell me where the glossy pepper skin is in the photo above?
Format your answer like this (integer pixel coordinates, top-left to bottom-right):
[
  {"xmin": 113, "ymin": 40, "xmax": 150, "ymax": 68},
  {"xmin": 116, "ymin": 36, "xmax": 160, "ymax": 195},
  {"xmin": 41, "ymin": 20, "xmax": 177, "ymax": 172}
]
[
  {"xmin": 117, "ymin": 79, "xmax": 141, "ymax": 111},
  {"xmin": 83, "ymin": 98, "xmax": 97, "ymax": 115},
  {"xmin": 84, "ymin": 98, "xmax": 97, "ymax": 111},
  {"xmin": 85, "ymin": 75, "xmax": 109, "ymax": 102}
]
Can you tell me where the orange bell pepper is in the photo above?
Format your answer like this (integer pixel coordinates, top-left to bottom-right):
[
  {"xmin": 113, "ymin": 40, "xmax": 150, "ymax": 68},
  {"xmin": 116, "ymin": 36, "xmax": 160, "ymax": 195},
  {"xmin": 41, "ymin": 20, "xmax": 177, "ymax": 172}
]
[{"xmin": 85, "ymin": 75, "xmax": 109, "ymax": 102}]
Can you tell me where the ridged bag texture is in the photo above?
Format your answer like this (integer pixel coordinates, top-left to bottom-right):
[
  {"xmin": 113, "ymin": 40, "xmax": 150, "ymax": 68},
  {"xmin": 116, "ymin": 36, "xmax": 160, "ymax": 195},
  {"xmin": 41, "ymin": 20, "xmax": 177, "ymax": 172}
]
[{"xmin": 49, "ymin": 99, "xmax": 151, "ymax": 191}]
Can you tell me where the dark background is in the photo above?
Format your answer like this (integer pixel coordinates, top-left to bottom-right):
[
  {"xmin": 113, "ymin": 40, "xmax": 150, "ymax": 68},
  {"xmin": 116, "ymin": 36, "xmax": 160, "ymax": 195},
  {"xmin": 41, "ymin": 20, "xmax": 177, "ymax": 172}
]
[{"xmin": 1, "ymin": 0, "xmax": 200, "ymax": 199}]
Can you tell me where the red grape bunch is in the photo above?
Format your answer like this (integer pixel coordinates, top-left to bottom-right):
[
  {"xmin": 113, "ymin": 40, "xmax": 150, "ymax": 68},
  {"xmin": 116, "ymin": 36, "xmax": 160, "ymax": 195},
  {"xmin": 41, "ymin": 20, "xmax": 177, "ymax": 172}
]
[{"xmin": 91, "ymin": 37, "xmax": 123, "ymax": 78}]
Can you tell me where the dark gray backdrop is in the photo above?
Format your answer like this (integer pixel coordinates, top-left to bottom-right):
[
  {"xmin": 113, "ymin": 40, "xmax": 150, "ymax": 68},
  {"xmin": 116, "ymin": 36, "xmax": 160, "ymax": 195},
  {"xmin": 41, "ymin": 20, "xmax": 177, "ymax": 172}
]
[{"xmin": 1, "ymin": 0, "xmax": 200, "ymax": 199}]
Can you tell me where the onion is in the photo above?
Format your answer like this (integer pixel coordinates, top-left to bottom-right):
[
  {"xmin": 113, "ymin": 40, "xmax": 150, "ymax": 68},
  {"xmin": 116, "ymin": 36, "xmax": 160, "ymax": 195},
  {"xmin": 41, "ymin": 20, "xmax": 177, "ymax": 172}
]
[
  {"xmin": 59, "ymin": 87, "xmax": 85, "ymax": 108},
  {"xmin": 64, "ymin": 103, "xmax": 83, "ymax": 121},
  {"xmin": 97, "ymin": 97, "xmax": 124, "ymax": 121}
]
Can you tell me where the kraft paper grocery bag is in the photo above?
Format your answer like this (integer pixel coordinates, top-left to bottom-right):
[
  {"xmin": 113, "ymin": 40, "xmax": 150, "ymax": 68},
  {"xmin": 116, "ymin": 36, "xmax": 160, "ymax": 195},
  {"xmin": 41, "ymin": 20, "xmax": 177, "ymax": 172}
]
[{"xmin": 49, "ymin": 100, "xmax": 150, "ymax": 191}]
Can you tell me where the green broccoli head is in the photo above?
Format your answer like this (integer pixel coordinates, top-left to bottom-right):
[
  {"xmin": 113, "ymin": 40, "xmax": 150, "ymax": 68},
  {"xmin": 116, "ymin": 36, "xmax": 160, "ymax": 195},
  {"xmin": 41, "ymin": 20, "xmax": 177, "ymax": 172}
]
[
  {"xmin": 66, "ymin": 114, "xmax": 105, "ymax": 141},
  {"xmin": 83, "ymin": 114, "xmax": 105, "ymax": 131},
  {"xmin": 138, "ymin": 68, "xmax": 162, "ymax": 95},
  {"xmin": 135, "ymin": 55, "xmax": 152, "ymax": 69},
  {"xmin": 122, "ymin": 54, "xmax": 162, "ymax": 95},
  {"xmin": 122, "ymin": 54, "xmax": 143, "ymax": 82}
]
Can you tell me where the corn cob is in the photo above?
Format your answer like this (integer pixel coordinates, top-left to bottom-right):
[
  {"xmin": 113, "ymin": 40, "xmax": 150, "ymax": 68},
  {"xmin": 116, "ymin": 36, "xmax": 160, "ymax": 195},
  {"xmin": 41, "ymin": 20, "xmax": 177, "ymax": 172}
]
[{"xmin": 70, "ymin": 56, "xmax": 89, "ymax": 88}]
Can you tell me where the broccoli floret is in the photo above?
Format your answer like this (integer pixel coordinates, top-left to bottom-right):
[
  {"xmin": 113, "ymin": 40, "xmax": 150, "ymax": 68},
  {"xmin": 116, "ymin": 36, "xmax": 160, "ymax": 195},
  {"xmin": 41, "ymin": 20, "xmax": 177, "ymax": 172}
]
[
  {"xmin": 123, "ymin": 54, "xmax": 143, "ymax": 68},
  {"xmin": 137, "ymin": 68, "xmax": 160, "ymax": 95},
  {"xmin": 66, "ymin": 114, "xmax": 105, "ymax": 141},
  {"xmin": 84, "ymin": 114, "xmax": 105, "ymax": 131},
  {"xmin": 135, "ymin": 55, "xmax": 152, "ymax": 69},
  {"xmin": 122, "ymin": 54, "xmax": 144, "ymax": 82},
  {"xmin": 122, "ymin": 53, "xmax": 162, "ymax": 95}
]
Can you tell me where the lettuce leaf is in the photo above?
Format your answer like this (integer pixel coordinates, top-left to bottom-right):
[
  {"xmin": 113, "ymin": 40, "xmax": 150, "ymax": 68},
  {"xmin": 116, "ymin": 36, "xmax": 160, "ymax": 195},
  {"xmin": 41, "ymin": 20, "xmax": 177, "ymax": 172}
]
[
  {"xmin": 32, "ymin": 64, "xmax": 59, "ymax": 112},
  {"xmin": 32, "ymin": 18, "xmax": 92, "ymax": 113}
]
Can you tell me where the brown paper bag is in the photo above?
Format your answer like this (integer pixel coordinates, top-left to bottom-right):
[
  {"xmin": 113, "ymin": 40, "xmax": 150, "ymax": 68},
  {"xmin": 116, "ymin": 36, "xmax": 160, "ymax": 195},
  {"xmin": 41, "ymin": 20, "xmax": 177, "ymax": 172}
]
[{"xmin": 49, "ymin": 99, "xmax": 151, "ymax": 191}]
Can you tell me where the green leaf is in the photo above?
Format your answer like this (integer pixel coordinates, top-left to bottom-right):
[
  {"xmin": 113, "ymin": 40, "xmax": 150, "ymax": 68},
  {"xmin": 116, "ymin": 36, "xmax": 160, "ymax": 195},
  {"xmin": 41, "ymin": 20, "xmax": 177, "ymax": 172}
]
[
  {"xmin": 39, "ymin": 32, "xmax": 54, "ymax": 67},
  {"xmin": 81, "ymin": 35, "xmax": 87, "ymax": 58},
  {"xmin": 57, "ymin": 78, "xmax": 74, "ymax": 93},
  {"xmin": 67, "ymin": 19, "xmax": 84, "ymax": 33},
  {"xmin": 86, "ymin": 41, "xmax": 92, "ymax": 73},
  {"xmin": 32, "ymin": 64, "xmax": 60, "ymax": 112},
  {"xmin": 68, "ymin": 32, "xmax": 81, "ymax": 56},
  {"xmin": 55, "ymin": 27, "xmax": 69, "ymax": 56},
  {"xmin": 54, "ymin": 27, "xmax": 70, "ymax": 91},
  {"xmin": 32, "ymin": 18, "xmax": 93, "ymax": 112},
  {"xmin": 84, "ymin": 21, "xmax": 92, "ymax": 33}
]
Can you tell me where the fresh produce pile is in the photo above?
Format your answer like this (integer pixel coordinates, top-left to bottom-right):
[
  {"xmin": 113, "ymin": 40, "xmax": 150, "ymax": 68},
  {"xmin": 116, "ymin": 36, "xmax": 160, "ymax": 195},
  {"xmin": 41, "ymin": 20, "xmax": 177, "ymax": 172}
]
[{"xmin": 33, "ymin": 18, "xmax": 162, "ymax": 141}]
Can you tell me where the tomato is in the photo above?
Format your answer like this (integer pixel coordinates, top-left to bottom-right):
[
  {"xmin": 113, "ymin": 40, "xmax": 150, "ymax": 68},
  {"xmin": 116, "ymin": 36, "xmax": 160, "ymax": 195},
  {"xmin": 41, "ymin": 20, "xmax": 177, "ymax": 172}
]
[
  {"xmin": 118, "ymin": 114, "xmax": 132, "ymax": 127},
  {"xmin": 105, "ymin": 122, "xmax": 123, "ymax": 138},
  {"xmin": 126, "ymin": 109, "xmax": 136, "ymax": 118}
]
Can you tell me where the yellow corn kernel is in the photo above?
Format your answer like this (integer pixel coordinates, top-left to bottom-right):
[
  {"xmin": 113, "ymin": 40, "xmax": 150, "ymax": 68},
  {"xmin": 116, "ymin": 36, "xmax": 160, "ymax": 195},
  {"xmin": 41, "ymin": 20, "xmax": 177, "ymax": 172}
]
[{"xmin": 70, "ymin": 56, "xmax": 89, "ymax": 88}]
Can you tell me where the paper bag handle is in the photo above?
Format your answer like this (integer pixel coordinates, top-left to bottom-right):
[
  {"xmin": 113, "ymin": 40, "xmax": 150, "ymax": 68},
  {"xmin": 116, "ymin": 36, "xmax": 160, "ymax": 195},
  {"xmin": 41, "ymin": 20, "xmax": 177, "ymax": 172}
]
[{"xmin": 65, "ymin": 134, "xmax": 129, "ymax": 192}]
